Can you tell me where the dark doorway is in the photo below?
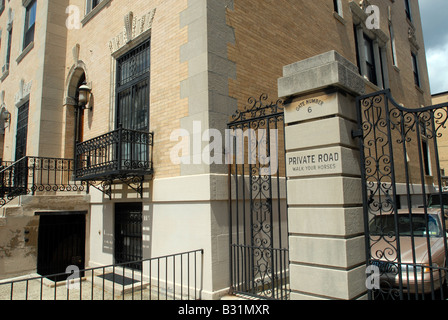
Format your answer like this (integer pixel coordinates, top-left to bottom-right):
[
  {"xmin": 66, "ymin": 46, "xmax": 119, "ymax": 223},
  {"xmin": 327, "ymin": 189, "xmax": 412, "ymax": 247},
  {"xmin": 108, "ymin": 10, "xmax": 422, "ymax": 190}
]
[
  {"xmin": 37, "ymin": 212, "xmax": 86, "ymax": 282},
  {"xmin": 115, "ymin": 203, "xmax": 143, "ymax": 270}
]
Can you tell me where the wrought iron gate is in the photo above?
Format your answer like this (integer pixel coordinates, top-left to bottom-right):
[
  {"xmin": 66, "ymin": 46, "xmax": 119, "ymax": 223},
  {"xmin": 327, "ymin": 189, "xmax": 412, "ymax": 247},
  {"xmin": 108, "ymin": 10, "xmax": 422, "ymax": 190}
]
[
  {"xmin": 355, "ymin": 89, "xmax": 448, "ymax": 300},
  {"xmin": 37, "ymin": 212, "xmax": 86, "ymax": 282},
  {"xmin": 227, "ymin": 94, "xmax": 289, "ymax": 300},
  {"xmin": 115, "ymin": 203, "xmax": 143, "ymax": 271}
]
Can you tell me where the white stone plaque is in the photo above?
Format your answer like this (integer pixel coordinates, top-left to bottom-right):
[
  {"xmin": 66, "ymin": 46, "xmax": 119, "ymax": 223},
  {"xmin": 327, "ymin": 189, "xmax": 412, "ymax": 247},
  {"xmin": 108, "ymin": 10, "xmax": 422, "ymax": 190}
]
[{"xmin": 286, "ymin": 146, "xmax": 359, "ymax": 177}]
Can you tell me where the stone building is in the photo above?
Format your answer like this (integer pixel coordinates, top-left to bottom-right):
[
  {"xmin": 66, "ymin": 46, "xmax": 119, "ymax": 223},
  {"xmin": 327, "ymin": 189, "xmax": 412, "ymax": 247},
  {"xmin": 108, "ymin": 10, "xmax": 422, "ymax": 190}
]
[{"xmin": 0, "ymin": 0, "xmax": 433, "ymax": 300}]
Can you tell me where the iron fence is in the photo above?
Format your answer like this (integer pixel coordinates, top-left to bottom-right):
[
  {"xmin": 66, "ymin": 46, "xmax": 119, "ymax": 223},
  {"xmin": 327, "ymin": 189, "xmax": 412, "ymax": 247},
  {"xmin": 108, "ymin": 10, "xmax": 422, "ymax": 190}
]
[
  {"xmin": 231, "ymin": 244, "xmax": 289, "ymax": 300},
  {"xmin": 0, "ymin": 249, "xmax": 204, "ymax": 300}
]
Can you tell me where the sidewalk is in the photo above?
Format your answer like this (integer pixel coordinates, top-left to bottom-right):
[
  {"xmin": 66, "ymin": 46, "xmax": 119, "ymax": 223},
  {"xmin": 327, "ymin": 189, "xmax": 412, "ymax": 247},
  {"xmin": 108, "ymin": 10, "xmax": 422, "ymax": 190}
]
[{"xmin": 0, "ymin": 271, "xmax": 197, "ymax": 300}]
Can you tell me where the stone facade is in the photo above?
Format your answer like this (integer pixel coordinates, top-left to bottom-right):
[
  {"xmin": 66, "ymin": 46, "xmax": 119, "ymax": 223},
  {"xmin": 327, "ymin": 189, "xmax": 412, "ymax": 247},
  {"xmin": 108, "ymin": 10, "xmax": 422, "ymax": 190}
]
[{"xmin": 0, "ymin": 0, "xmax": 432, "ymax": 300}]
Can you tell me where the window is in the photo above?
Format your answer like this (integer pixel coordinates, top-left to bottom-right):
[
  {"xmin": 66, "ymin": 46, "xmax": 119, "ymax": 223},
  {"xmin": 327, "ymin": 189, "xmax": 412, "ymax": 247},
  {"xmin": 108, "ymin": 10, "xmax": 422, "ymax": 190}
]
[
  {"xmin": 389, "ymin": 24, "xmax": 398, "ymax": 67},
  {"xmin": 363, "ymin": 35, "xmax": 377, "ymax": 85},
  {"xmin": 404, "ymin": 0, "xmax": 412, "ymax": 21},
  {"xmin": 333, "ymin": 0, "xmax": 343, "ymax": 17},
  {"xmin": 354, "ymin": 24, "xmax": 389, "ymax": 89},
  {"xmin": 23, "ymin": 0, "xmax": 37, "ymax": 49},
  {"xmin": 0, "ymin": 0, "xmax": 5, "ymax": 16},
  {"xmin": 5, "ymin": 26, "xmax": 12, "ymax": 68},
  {"xmin": 86, "ymin": 0, "xmax": 101, "ymax": 14},
  {"xmin": 116, "ymin": 40, "xmax": 151, "ymax": 166},
  {"xmin": 15, "ymin": 101, "xmax": 29, "ymax": 161},
  {"xmin": 116, "ymin": 40, "xmax": 150, "ymax": 131},
  {"xmin": 411, "ymin": 52, "xmax": 420, "ymax": 87}
]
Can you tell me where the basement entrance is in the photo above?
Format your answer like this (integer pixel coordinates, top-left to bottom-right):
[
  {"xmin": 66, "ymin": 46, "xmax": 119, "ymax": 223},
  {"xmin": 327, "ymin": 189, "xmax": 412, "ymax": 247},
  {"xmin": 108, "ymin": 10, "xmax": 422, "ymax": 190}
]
[
  {"xmin": 37, "ymin": 212, "xmax": 86, "ymax": 282},
  {"xmin": 115, "ymin": 203, "xmax": 143, "ymax": 271}
]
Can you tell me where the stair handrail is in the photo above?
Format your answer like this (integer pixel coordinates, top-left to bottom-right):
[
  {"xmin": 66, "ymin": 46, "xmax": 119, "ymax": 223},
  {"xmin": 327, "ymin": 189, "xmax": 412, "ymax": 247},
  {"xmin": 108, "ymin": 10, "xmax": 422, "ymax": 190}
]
[{"xmin": 0, "ymin": 156, "xmax": 28, "ymax": 175}]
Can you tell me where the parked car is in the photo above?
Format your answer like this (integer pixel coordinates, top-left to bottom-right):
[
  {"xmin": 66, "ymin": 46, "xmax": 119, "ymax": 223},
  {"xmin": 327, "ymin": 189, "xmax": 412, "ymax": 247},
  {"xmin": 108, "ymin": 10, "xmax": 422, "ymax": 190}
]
[{"xmin": 369, "ymin": 208, "xmax": 447, "ymax": 294}]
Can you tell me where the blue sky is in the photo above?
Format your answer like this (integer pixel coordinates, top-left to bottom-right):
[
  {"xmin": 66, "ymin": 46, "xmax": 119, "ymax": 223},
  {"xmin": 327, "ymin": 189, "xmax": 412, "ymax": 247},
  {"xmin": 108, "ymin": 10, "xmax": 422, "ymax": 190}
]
[{"xmin": 420, "ymin": 0, "xmax": 448, "ymax": 94}]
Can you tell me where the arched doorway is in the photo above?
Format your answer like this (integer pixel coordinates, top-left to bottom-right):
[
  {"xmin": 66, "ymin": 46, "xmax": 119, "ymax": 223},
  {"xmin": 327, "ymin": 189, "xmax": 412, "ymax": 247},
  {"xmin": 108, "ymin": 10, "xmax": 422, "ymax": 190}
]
[{"xmin": 63, "ymin": 65, "xmax": 88, "ymax": 160}]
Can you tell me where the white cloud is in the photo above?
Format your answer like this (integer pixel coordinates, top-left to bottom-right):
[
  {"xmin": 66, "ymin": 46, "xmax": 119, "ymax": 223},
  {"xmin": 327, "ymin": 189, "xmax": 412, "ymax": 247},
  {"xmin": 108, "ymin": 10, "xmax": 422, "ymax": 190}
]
[{"xmin": 427, "ymin": 41, "xmax": 448, "ymax": 94}]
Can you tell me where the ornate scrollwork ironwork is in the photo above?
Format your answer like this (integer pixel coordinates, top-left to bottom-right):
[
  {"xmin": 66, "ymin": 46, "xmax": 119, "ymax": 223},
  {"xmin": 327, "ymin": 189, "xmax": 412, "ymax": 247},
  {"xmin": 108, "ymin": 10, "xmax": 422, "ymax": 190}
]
[
  {"xmin": 228, "ymin": 94, "xmax": 284, "ymax": 125},
  {"xmin": 228, "ymin": 94, "xmax": 289, "ymax": 300},
  {"xmin": 357, "ymin": 89, "xmax": 448, "ymax": 300},
  {"xmin": 74, "ymin": 127, "xmax": 153, "ymax": 198}
]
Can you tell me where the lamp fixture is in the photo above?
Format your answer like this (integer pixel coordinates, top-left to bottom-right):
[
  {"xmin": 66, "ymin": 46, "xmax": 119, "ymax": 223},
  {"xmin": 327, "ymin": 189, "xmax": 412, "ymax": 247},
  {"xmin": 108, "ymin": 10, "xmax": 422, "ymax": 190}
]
[
  {"xmin": 78, "ymin": 81, "xmax": 92, "ymax": 110},
  {"xmin": 0, "ymin": 106, "xmax": 10, "ymax": 133}
]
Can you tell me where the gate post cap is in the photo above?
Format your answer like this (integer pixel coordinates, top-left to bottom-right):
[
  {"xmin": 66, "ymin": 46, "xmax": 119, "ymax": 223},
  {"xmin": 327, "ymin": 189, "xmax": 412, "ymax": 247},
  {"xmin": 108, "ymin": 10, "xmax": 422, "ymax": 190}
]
[{"xmin": 278, "ymin": 50, "xmax": 366, "ymax": 99}]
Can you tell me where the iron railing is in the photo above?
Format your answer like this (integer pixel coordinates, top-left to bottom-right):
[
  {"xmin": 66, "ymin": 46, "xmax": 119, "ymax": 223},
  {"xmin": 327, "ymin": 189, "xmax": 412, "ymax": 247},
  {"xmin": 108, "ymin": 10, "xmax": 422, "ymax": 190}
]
[
  {"xmin": 0, "ymin": 249, "xmax": 204, "ymax": 300},
  {"xmin": 0, "ymin": 156, "xmax": 87, "ymax": 207},
  {"xmin": 75, "ymin": 127, "xmax": 154, "ymax": 181},
  {"xmin": 231, "ymin": 245, "xmax": 290, "ymax": 300}
]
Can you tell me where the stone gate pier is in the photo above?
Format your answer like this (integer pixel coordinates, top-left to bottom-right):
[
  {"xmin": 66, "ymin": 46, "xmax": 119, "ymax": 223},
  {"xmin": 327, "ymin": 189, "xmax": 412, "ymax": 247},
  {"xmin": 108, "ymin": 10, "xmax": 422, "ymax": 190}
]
[{"xmin": 278, "ymin": 51, "xmax": 367, "ymax": 300}]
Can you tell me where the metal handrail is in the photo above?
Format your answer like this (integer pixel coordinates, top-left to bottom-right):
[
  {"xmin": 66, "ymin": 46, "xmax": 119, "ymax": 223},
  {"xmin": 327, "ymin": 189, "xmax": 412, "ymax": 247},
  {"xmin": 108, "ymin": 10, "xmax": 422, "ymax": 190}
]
[
  {"xmin": 0, "ymin": 249, "xmax": 204, "ymax": 300},
  {"xmin": 0, "ymin": 156, "xmax": 87, "ymax": 208}
]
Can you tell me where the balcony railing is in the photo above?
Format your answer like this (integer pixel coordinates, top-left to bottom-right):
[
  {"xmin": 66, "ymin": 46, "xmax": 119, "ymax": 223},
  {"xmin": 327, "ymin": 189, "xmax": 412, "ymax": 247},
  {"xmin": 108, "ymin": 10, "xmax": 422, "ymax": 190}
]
[
  {"xmin": 75, "ymin": 128, "xmax": 154, "ymax": 181},
  {"xmin": 0, "ymin": 157, "xmax": 87, "ymax": 207}
]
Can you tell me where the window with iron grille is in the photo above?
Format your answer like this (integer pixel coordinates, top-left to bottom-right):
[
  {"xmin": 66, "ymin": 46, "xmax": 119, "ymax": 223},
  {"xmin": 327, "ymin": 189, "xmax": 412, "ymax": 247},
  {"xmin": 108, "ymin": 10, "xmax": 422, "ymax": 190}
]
[
  {"xmin": 15, "ymin": 101, "xmax": 29, "ymax": 161},
  {"xmin": 116, "ymin": 40, "xmax": 150, "ymax": 131},
  {"xmin": 116, "ymin": 40, "xmax": 151, "ymax": 168}
]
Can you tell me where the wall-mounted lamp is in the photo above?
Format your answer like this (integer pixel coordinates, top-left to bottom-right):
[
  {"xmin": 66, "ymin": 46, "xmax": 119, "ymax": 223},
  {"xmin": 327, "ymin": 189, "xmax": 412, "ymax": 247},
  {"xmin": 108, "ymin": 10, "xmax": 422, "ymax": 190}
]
[
  {"xmin": 0, "ymin": 107, "xmax": 10, "ymax": 126},
  {"xmin": 78, "ymin": 81, "xmax": 92, "ymax": 111},
  {"xmin": 0, "ymin": 107, "xmax": 11, "ymax": 134}
]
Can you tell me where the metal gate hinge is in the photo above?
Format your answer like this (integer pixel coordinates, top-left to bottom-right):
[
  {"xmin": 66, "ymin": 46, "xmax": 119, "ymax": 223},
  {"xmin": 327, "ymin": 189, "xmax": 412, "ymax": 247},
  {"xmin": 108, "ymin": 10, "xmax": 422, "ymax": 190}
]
[{"xmin": 352, "ymin": 129, "xmax": 363, "ymax": 139}]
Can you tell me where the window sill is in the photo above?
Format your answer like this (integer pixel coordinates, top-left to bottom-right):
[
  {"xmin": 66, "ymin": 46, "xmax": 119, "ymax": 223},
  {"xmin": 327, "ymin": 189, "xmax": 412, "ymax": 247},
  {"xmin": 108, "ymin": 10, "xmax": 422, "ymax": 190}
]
[
  {"xmin": 16, "ymin": 41, "xmax": 34, "ymax": 64},
  {"xmin": 415, "ymin": 85, "xmax": 424, "ymax": 94},
  {"xmin": 333, "ymin": 12, "xmax": 346, "ymax": 25},
  {"xmin": 81, "ymin": 0, "xmax": 112, "ymax": 26},
  {"xmin": 0, "ymin": 68, "xmax": 9, "ymax": 82}
]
